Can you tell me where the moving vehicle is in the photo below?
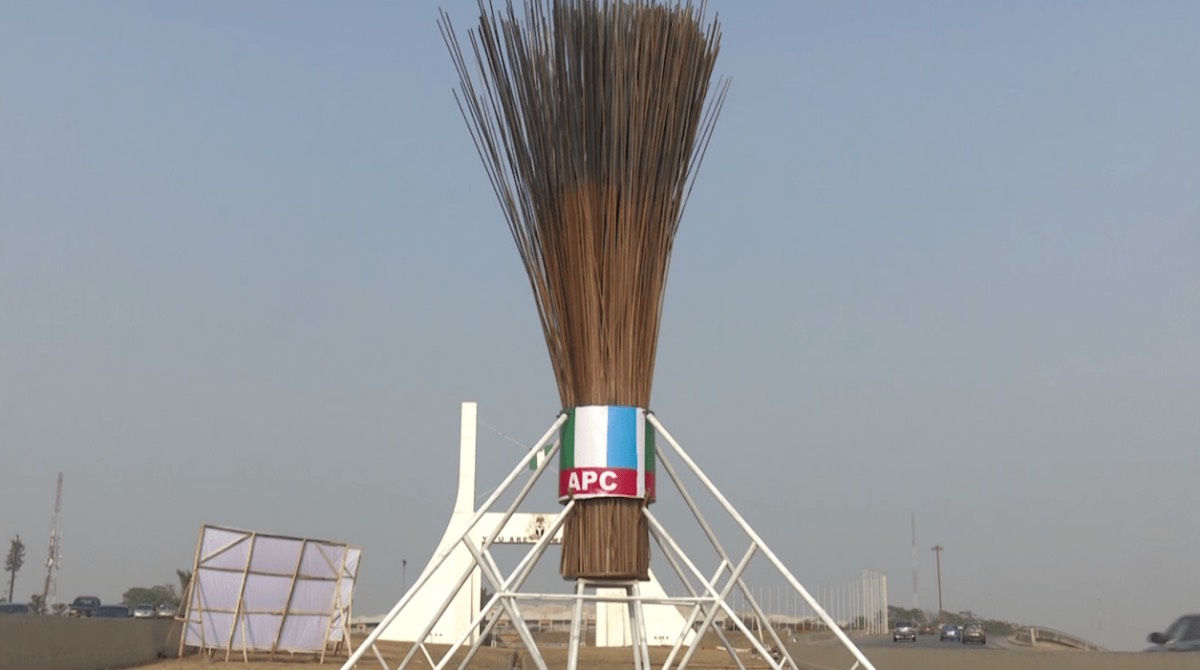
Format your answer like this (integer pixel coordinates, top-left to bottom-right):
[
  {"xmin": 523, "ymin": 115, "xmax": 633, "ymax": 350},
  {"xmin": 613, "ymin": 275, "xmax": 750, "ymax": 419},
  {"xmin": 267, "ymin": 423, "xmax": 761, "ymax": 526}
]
[
  {"xmin": 892, "ymin": 620, "xmax": 917, "ymax": 642},
  {"xmin": 93, "ymin": 605, "xmax": 131, "ymax": 618},
  {"xmin": 67, "ymin": 596, "xmax": 101, "ymax": 617},
  {"xmin": 132, "ymin": 603, "xmax": 156, "ymax": 619},
  {"xmin": 1147, "ymin": 614, "xmax": 1200, "ymax": 652},
  {"xmin": 961, "ymin": 622, "xmax": 987, "ymax": 645},
  {"xmin": 156, "ymin": 602, "xmax": 177, "ymax": 618},
  {"xmin": 939, "ymin": 623, "xmax": 960, "ymax": 642},
  {"xmin": 0, "ymin": 603, "xmax": 32, "ymax": 614}
]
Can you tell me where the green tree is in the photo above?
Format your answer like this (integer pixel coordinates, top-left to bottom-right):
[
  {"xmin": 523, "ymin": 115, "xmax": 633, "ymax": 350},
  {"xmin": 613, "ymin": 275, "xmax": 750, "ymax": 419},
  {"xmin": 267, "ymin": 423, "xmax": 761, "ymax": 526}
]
[
  {"xmin": 122, "ymin": 584, "xmax": 179, "ymax": 608},
  {"xmin": 5, "ymin": 535, "xmax": 25, "ymax": 603},
  {"xmin": 887, "ymin": 605, "xmax": 928, "ymax": 624}
]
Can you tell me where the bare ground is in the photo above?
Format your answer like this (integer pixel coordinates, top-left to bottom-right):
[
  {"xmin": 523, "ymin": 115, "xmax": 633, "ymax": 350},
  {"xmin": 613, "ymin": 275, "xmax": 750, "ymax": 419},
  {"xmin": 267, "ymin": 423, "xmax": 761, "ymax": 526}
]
[
  {"xmin": 134, "ymin": 633, "xmax": 1200, "ymax": 670},
  {"xmin": 138, "ymin": 631, "xmax": 783, "ymax": 670}
]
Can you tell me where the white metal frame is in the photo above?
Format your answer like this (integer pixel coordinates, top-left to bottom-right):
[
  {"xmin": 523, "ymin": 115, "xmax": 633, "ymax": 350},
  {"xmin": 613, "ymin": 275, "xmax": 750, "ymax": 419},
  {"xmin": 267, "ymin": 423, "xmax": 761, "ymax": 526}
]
[{"xmin": 340, "ymin": 413, "xmax": 877, "ymax": 670}]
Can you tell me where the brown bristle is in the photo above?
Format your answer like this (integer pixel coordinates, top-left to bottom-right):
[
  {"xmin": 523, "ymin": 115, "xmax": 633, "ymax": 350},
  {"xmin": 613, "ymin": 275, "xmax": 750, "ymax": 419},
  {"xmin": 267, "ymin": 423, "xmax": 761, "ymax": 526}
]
[
  {"xmin": 442, "ymin": 0, "xmax": 727, "ymax": 581},
  {"xmin": 560, "ymin": 499, "xmax": 649, "ymax": 580}
]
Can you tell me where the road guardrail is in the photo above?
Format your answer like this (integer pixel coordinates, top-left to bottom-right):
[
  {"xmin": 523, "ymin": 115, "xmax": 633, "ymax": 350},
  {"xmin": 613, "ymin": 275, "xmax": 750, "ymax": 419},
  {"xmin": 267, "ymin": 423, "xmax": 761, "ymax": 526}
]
[{"xmin": 1012, "ymin": 626, "xmax": 1106, "ymax": 651}]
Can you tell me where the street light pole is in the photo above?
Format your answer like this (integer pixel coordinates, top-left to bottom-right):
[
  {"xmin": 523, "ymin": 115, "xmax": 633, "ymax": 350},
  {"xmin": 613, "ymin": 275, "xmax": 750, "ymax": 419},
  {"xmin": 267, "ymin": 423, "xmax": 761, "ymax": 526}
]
[{"xmin": 931, "ymin": 545, "xmax": 944, "ymax": 622}]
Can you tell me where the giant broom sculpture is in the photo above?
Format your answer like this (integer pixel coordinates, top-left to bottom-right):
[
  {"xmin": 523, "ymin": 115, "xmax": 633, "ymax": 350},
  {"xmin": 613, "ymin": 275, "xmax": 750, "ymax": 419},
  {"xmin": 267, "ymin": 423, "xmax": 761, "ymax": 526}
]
[
  {"xmin": 341, "ymin": 2, "xmax": 882, "ymax": 669},
  {"xmin": 444, "ymin": 0, "xmax": 727, "ymax": 582}
]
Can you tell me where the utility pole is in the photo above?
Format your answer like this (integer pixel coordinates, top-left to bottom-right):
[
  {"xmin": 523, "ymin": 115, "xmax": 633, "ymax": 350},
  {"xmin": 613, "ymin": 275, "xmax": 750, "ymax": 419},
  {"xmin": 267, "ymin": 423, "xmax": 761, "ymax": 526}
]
[{"xmin": 931, "ymin": 545, "xmax": 944, "ymax": 622}]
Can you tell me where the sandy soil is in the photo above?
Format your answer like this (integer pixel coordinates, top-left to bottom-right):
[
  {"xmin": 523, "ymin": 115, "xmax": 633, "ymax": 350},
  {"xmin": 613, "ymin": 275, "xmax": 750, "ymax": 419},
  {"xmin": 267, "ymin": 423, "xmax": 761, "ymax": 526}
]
[{"xmin": 139, "ymin": 641, "xmax": 778, "ymax": 670}]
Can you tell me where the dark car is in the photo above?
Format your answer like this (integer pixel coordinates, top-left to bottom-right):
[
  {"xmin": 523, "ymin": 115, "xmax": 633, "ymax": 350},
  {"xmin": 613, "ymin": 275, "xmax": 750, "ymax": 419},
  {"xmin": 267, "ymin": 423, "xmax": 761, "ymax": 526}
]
[
  {"xmin": 67, "ymin": 595, "xmax": 101, "ymax": 617},
  {"xmin": 961, "ymin": 622, "xmax": 987, "ymax": 645},
  {"xmin": 93, "ymin": 605, "xmax": 131, "ymax": 618},
  {"xmin": 939, "ymin": 623, "xmax": 960, "ymax": 642},
  {"xmin": 892, "ymin": 620, "xmax": 917, "ymax": 643},
  {"xmin": 1147, "ymin": 614, "xmax": 1200, "ymax": 652},
  {"xmin": 0, "ymin": 603, "xmax": 32, "ymax": 614}
]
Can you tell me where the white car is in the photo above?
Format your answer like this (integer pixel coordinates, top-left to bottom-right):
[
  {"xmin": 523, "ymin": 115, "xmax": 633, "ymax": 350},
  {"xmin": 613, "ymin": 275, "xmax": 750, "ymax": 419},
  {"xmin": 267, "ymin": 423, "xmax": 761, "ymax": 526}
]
[
  {"xmin": 1147, "ymin": 615, "xmax": 1200, "ymax": 652},
  {"xmin": 892, "ymin": 620, "xmax": 917, "ymax": 642}
]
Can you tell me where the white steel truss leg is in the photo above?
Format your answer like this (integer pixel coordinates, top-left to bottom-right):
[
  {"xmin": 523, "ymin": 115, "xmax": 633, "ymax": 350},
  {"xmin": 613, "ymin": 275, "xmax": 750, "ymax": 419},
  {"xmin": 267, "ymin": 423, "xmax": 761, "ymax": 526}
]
[
  {"xmin": 340, "ymin": 412, "xmax": 877, "ymax": 670},
  {"xmin": 656, "ymin": 557, "xmax": 748, "ymax": 670},
  {"xmin": 630, "ymin": 583, "xmax": 652, "ymax": 670},
  {"xmin": 338, "ymin": 415, "xmax": 565, "ymax": 670},
  {"xmin": 627, "ymin": 584, "xmax": 645, "ymax": 670},
  {"xmin": 452, "ymin": 503, "xmax": 575, "ymax": 670},
  {"xmin": 652, "ymin": 448, "xmax": 797, "ymax": 670},
  {"xmin": 645, "ymin": 514, "xmax": 779, "ymax": 670},
  {"xmin": 566, "ymin": 580, "xmax": 586, "ymax": 670},
  {"xmin": 647, "ymin": 414, "xmax": 878, "ymax": 670}
]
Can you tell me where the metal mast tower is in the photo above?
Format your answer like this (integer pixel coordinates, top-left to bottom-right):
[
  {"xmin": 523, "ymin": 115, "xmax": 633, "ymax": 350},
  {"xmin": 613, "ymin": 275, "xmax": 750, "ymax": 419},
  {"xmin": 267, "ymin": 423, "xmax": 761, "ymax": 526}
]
[
  {"xmin": 911, "ymin": 512, "xmax": 918, "ymax": 611},
  {"xmin": 41, "ymin": 472, "xmax": 63, "ymax": 611}
]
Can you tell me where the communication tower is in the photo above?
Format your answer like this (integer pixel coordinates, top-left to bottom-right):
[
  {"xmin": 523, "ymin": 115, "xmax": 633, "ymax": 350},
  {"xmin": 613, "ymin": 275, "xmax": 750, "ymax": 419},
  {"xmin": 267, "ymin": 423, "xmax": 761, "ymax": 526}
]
[{"xmin": 41, "ymin": 472, "xmax": 63, "ymax": 611}]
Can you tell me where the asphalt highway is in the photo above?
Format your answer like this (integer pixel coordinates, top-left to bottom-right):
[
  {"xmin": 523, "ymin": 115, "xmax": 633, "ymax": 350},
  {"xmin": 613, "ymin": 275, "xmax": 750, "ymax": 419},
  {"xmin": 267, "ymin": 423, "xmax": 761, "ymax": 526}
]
[
  {"xmin": 786, "ymin": 633, "xmax": 1196, "ymax": 670},
  {"xmin": 858, "ymin": 631, "xmax": 1004, "ymax": 650}
]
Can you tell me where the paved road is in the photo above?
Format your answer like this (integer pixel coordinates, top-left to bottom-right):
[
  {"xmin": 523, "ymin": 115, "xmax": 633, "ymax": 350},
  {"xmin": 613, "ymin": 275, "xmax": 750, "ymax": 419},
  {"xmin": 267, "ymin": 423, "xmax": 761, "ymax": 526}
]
[
  {"xmin": 858, "ymin": 631, "xmax": 1001, "ymax": 650},
  {"xmin": 787, "ymin": 634, "xmax": 1199, "ymax": 670}
]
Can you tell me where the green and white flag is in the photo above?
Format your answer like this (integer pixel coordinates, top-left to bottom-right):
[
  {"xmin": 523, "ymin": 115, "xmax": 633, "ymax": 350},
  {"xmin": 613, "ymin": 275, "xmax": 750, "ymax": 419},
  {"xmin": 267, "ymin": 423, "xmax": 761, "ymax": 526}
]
[{"xmin": 557, "ymin": 405, "xmax": 655, "ymax": 501}]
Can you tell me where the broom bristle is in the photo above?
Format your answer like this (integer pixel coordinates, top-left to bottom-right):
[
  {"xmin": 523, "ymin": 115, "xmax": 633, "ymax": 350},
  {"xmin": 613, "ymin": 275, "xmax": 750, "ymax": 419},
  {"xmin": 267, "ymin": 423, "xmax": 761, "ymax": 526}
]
[
  {"xmin": 560, "ymin": 498, "xmax": 648, "ymax": 580},
  {"xmin": 442, "ymin": 0, "xmax": 727, "ymax": 580}
]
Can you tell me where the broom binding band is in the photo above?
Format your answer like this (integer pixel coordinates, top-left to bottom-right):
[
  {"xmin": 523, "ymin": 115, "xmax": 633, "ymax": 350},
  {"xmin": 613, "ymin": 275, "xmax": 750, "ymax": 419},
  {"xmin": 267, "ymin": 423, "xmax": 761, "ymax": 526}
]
[{"xmin": 557, "ymin": 405, "xmax": 656, "ymax": 502}]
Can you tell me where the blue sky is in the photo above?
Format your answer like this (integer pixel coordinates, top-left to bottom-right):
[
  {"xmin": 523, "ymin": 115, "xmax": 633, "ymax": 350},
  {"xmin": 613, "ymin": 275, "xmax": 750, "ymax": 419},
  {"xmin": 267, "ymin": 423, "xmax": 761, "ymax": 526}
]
[{"xmin": 2, "ymin": 1, "xmax": 1197, "ymax": 652}]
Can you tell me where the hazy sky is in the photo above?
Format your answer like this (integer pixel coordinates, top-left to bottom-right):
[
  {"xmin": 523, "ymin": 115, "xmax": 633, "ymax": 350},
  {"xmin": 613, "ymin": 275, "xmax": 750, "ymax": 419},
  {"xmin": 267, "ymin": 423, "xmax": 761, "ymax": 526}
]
[{"xmin": 3, "ymin": 1, "xmax": 1197, "ymax": 653}]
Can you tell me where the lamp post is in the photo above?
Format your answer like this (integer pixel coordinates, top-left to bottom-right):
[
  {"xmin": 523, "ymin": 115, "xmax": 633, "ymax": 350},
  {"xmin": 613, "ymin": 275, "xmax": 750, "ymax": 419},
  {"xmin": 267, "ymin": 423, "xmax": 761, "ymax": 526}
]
[{"xmin": 931, "ymin": 545, "xmax": 944, "ymax": 622}]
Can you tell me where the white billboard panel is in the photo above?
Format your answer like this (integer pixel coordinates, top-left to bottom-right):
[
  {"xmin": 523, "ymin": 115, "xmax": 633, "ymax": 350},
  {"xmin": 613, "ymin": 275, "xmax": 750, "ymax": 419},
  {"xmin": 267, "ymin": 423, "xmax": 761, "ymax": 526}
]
[{"xmin": 182, "ymin": 525, "xmax": 360, "ymax": 658}]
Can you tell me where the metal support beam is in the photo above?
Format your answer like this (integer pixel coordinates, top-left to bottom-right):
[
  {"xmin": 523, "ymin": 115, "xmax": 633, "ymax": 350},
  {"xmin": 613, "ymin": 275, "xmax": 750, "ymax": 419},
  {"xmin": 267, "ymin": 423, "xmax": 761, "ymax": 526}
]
[{"xmin": 339, "ymin": 411, "xmax": 878, "ymax": 670}]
